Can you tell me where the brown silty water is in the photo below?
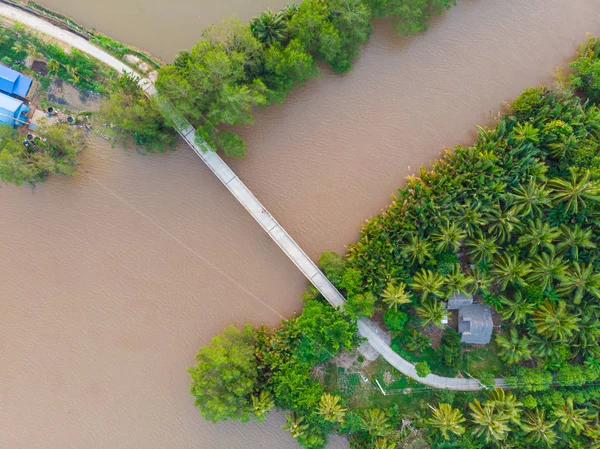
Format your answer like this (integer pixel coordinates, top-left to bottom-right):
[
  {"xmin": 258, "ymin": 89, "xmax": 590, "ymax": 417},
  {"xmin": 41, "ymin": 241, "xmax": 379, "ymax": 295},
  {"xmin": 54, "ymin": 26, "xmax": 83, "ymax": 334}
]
[{"xmin": 3, "ymin": 0, "xmax": 600, "ymax": 448}]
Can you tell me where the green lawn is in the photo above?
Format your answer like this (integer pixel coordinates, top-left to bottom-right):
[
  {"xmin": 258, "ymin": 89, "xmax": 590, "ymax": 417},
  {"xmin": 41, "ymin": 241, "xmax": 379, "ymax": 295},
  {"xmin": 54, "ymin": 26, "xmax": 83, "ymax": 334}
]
[{"xmin": 462, "ymin": 339, "xmax": 506, "ymax": 378}]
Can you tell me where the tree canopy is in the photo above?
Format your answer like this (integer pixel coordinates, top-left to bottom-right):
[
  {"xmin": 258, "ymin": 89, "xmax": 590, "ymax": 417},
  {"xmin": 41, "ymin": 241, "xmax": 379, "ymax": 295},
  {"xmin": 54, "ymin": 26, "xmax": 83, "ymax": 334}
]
[
  {"xmin": 0, "ymin": 122, "xmax": 84, "ymax": 185},
  {"xmin": 155, "ymin": 0, "xmax": 457, "ymax": 157},
  {"xmin": 188, "ymin": 325, "xmax": 258, "ymax": 423},
  {"xmin": 99, "ymin": 72, "xmax": 176, "ymax": 152}
]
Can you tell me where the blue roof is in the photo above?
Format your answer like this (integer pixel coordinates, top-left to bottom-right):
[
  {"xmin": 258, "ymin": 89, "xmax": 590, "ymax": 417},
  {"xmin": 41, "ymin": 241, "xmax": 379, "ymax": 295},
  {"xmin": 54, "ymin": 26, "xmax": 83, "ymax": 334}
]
[
  {"xmin": 0, "ymin": 64, "xmax": 33, "ymax": 98},
  {"xmin": 0, "ymin": 92, "xmax": 25, "ymax": 127}
]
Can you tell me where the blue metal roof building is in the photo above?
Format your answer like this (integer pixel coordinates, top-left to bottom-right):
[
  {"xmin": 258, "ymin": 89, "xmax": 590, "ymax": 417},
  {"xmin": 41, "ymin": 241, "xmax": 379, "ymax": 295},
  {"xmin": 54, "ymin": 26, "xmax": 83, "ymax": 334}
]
[
  {"xmin": 0, "ymin": 92, "xmax": 28, "ymax": 128},
  {"xmin": 0, "ymin": 64, "xmax": 33, "ymax": 99}
]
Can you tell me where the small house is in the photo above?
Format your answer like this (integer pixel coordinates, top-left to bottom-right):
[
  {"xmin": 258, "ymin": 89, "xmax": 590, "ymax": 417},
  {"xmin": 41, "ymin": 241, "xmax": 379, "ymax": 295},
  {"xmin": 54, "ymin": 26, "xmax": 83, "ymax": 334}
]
[
  {"xmin": 445, "ymin": 293, "xmax": 494, "ymax": 344},
  {"xmin": 458, "ymin": 304, "xmax": 493, "ymax": 345},
  {"xmin": 0, "ymin": 92, "xmax": 29, "ymax": 128},
  {"xmin": 0, "ymin": 64, "xmax": 33, "ymax": 99}
]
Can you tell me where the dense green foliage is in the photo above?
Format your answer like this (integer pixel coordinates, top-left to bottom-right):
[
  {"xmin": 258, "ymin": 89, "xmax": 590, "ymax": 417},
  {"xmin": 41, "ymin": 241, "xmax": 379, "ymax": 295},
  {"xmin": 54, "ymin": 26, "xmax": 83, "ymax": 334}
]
[
  {"xmin": 188, "ymin": 299, "xmax": 358, "ymax": 446},
  {"xmin": 188, "ymin": 325, "xmax": 257, "ymax": 423},
  {"xmin": 314, "ymin": 40, "xmax": 600, "ymax": 447},
  {"xmin": 570, "ymin": 37, "xmax": 600, "ymax": 103},
  {"xmin": 193, "ymin": 36, "xmax": 600, "ymax": 449},
  {"xmin": 98, "ymin": 72, "xmax": 176, "ymax": 152},
  {"xmin": 368, "ymin": 0, "xmax": 456, "ymax": 35},
  {"xmin": 343, "ymin": 82, "xmax": 600, "ymax": 379},
  {"xmin": 156, "ymin": 0, "xmax": 457, "ymax": 157},
  {"xmin": 0, "ymin": 122, "xmax": 84, "ymax": 185}
]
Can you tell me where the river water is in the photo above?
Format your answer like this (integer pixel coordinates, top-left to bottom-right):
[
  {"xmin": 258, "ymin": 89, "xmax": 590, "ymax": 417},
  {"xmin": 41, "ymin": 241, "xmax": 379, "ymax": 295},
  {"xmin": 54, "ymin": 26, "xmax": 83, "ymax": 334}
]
[{"xmin": 2, "ymin": 1, "xmax": 600, "ymax": 448}]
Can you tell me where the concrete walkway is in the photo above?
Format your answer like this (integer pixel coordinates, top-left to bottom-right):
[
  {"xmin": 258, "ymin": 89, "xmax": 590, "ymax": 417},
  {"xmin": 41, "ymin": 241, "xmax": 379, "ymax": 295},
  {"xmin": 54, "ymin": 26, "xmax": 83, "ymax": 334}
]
[{"xmin": 0, "ymin": 3, "xmax": 504, "ymax": 391}]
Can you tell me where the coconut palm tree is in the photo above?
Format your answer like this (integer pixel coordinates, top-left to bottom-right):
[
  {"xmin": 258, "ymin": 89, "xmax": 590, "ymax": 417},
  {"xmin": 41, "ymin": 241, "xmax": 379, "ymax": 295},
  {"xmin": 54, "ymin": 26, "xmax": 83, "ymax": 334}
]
[
  {"xmin": 495, "ymin": 328, "xmax": 532, "ymax": 365},
  {"xmin": 558, "ymin": 261, "xmax": 600, "ymax": 304},
  {"xmin": 528, "ymin": 252, "xmax": 567, "ymax": 292},
  {"xmin": 454, "ymin": 200, "xmax": 486, "ymax": 237},
  {"xmin": 373, "ymin": 438, "xmax": 396, "ymax": 449},
  {"xmin": 516, "ymin": 219, "xmax": 560, "ymax": 255},
  {"xmin": 317, "ymin": 393, "xmax": 346, "ymax": 424},
  {"xmin": 430, "ymin": 219, "xmax": 466, "ymax": 252},
  {"xmin": 465, "ymin": 231, "xmax": 499, "ymax": 264},
  {"xmin": 491, "ymin": 253, "xmax": 532, "ymax": 290},
  {"xmin": 66, "ymin": 65, "xmax": 80, "ymax": 84},
  {"xmin": 410, "ymin": 269, "xmax": 445, "ymax": 300},
  {"xmin": 548, "ymin": 167, "xmax": 600, "ymax": 214},
  {"xmin": 469, "ymin": 399, "xmax": 511, "ymax": 443},
  {"xmin": 486, "ymin": 389, "xmax": 522, "ymax": 424},
  {"xmin": 443, "ymin": 265, "xmax": 474, "ymax": 298},
  {"xmin": 11, "ymin": 40, "xmax": 27, "ymax": 57},
  {"xmin": 282, "ymin": 2, "xmax": 299, "ymax": 21},
  {"xmin": 469, "ymin": 265, "xmax": 494, "ymax": 296},
  {"xmin": 25, "ymin": 42, "xmax": 42, "ymax": 60},
  {"xmin": 530, "ymin": 334, "xmax": 565, "ymax": 361},
  {"xmin": 47, "ymin": 59, "xmax": 60, "ymax": 75},
  {"xmin": 282, "ymin": 412, "xmax": 308, "ymax": 439},
  {"xmin": 513, "ymin": 121, "xmax": 540, "ymax": 145},
  {"xmin": 520, "ymin": 409, "xmax": 557, "ymax": 446},
  {"xmin": 405, "ymin": 329, "xmax": 432, "ymax": 352},
  {"xmin": 250, "ymin": 9, "xmax": 288, "ymax": 46},
  {"xmin": 548, "ymin": 134, "xmax": 579, "ymax": 160},
  {"xmin": 252, "ymin": 390, "xmax": 274, "ymax": 422},
  {"xmin": 381, "ymin": 282, "xmax": 413, "ymax": 310},
  {"xmin": 500, "ymin": 291, "xmax": 535, "ymax": 325},
  {"xmin": 401, "ymin": 233, "xmax": 433, "ymax": 265},
  {"xmin": 572, "ymin": 306, "xmax": 600, "ymax": 358},
  {"xmin": 583, "ymin": 420, "xmax": 600, "ymax": 446},
  {"xmin": 508, "ymin": 177, "xmax": 550, "ymax": 218},
  {"xmin": 427, "ymin": 403, "xmax": 466, "ymax": 440},
  {"xmin": 360, "ymin": 408, "xmax": 390, "ymax": 440},
  {"xmin": 555, "ymin": 224, "xmax": 595, "ymax": 260},
  {"xmin": 299, "ymin": 433, "xmax": 326, "ymax": 448},
  {"xmin": 553, "ymin": 398, "xmax": 590, "ymax": 434},
  {"xmin": 532, "ymin": 301, "xmax": 580, "ymax": 341},
  {"xmin": 415, "ymin": 298, "xmax": 446, "ymax": 328},
  {"xmin": 486, "ymin": 204, "xmax": 522, "ymax": 244}
]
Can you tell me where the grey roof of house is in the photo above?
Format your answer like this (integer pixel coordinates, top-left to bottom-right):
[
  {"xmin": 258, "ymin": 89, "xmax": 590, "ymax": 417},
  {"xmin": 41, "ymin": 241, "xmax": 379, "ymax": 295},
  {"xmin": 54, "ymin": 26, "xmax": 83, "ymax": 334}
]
[
  {"xmin": 446, "ymin": 292, "xmax": 474, "ymax": 310},
  {"xmin": 458, "ymin": 304, "xmax": 493, "ymax": 345}
]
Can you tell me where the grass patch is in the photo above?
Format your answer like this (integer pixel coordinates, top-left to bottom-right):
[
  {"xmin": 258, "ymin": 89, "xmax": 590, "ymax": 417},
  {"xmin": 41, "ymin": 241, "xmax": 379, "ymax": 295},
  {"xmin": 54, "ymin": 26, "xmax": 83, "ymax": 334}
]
[
  {"xmin": 462, "ymin": 339, "xmax": 506, "ymax": 378},
  {"xmin": 323, "ymin": 364, "xmax": 370, "ymax": 407},
  {"xmin": 390, "ymin": 337, "xmax": 458, "ymax": 378}
]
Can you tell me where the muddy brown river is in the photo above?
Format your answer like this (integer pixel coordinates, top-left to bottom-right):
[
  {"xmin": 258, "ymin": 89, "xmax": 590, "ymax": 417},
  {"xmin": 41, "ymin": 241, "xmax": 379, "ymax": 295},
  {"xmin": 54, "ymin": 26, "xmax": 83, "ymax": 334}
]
[{"xmin": 3, "ymin": 0, "xmax": 600, "ymax": 448}]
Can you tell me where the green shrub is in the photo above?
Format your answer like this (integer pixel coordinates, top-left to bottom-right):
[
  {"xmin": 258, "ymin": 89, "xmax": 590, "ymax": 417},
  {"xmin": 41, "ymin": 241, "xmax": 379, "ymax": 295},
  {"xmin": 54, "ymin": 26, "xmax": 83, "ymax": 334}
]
[
  {"xmin": 346, "ymin": 292, "xmax": 376, "ymax": 318},
  {"xmin": 437, "ymin": 328, "xmax": 463, "ymax": 372},
  {"xmin": 415, "ymin": 361, "xmax": 431, "ymax": 378},
  {"xmin": 0, "ymin": 122, "xmax": 84, "ymax": 185},
  {"xmin": 570, "ymin": 37, "xmax": 600, "ymax": 102},
  {"xmin": 521, "ymin": 394, "xmax": 538, "ymax": 409},
  {"xmin": 383, "ymin": 308, "xmax": 409, "ymax": 333},
  {"xmin": 319, "ymin": 251, "xmax": 345, "ymax": 287},
  {"xmin": 511, "ymin": 87, "xmax": 545, "ymax": 115},
  {"xmin": 99, "ymin": 72, "xmax": 176, "ymax": 152}
]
